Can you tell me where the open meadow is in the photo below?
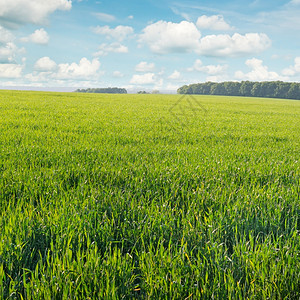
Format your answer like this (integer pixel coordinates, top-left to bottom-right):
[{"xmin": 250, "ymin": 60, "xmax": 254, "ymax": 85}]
[{"xmin": 0, "ymin": 90, "xmax": 299, "ymax": 299}]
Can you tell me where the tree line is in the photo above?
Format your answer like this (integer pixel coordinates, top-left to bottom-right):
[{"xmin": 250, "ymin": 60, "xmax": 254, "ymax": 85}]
[
  {"xmin": 177, "ymin": 81, "xmax": 300, "ymax": 100},
  {"xmin": 75, "ymin": 87, "xmax": 127, "ymax": 94}
]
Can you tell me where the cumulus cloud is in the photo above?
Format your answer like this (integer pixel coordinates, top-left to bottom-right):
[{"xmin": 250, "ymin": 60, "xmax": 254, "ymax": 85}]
[
  {"xmin": 0, "ymin": 63, "xmax": 23, "ymax": 78},
  {"xmin": 130, "ymin": 73, "xmax": 156, "ymax": 85},
  {"xmin": 0, "ymin": 0, "xmax": 72, "ymax": 27},
  {"xmin": 139, "ymin": 20, "xmax": 201, "ymax": 54},
  {"xmin": 92, "ymin": 25, "xmax": 134, "ymax": 41},
  {"xmin": 197, "ymin": 33, "xmax": 271, "ymax": 57},
  {"xmin": 135, "ymin": 61, "xmax": 155, "ymax": 72},
  {"xmin": 93, "ymin": 43, "xmax": 128, "ymax": 56},
  {"xmin": 27, "ymin": 57, "xmax": 102, "ymax": 84},
  {"xmin": 21, "ymin": 28, "xmax": 49, "ymax": 45},
  {"xmin": 94, "ymin": 12, "xmax": 116, "ymax": 22},
  {"xmin": 235, "ymin": 58, "xmax": 286, "ymax": 81},
  {"xmin": 55, "ymin": 58, "xmax": 101, "ymax": 80},
  {"xmin": 282, "ymin": 57, "xmax": 300, "ymax": 76},
  {"xmin": 0, "ymin": 26, "xmax": 22, "ymax": 63},
  {"xmin": 140, "ymin": 21, "xmax": 270, "ymax": 57},
  {"xmin": 196, "ymin": 15, "xmax": 233, "ymax": 31},
  {"xmin": 0, "ymin": 42, "xmax": 20, "ymax": 63},
  {"xmin": 0, "ymin": 26, "xmax": 15, "ymax": 43},
  {"xmin": 188, "ymin": 59, "xmax": 228, "ymax": 75},
  {"xmin": 34, "ymin": 57, "xmax": 57, "ymax": 71},
  {"xmin": 168, "ymin": 70, "xmax": 181, "ymax": 80}
]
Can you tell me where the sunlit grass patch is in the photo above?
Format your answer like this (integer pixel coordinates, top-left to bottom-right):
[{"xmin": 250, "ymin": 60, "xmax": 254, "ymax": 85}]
[{"xmin": 0, "ymin": 90, "xmax": 299, "ymax": 298}]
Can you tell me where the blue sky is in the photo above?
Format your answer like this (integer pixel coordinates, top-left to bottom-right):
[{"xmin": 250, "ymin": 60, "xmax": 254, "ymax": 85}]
[{"xmin": 0, "ymin": 0, "xmax": 300, "ymax": 92}]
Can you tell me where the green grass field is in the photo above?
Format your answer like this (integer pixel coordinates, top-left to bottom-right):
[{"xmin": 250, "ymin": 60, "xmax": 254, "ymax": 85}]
[{"xmin": 0, "ymin": 90, "xmax": 299, "ymax": 299}]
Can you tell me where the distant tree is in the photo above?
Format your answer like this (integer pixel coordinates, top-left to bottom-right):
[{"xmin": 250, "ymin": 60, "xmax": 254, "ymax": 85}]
[
  {"xmin": 177, "ymin": 81, "xmax": 300, "ymax": 100},
  {"xmin": 211, "ymin": 83, "xmax": 225, "ymax": 95},
  {"xmin": 275, "ymin": 82, "xmax": 291, "ymax": 99},
  {"xmin": 202, "ymin": 82, "xmax": 215, "ymax": 95},
  {"xmin": 178, "ymin": 85, "xmax": 193, "ymax": 94},
  {"xmin": 263, "ymin": 81, "xmax": 278, "ymax": 98},
  {"xmin": 177, "ymin": 85, "xmax": 188, "ymax": 94},
  {"xmin": 240, "ymin": 81, "xmax": 254, "ymax": 97},
  {"xmin": 193, "ymin": 84, "xmax": 201, "ymax": 94},
  {"xmin": 138, "ymin": 91, "xmax": 149, "ymax": 94},
  {"xmin": 225, "ymin": 82, "xmax": 241, "ymax": 96},
  {"xmin": 75, "ymin": 87, "xmax": 127, "ymax": 94},
  {"xmin": 152, "ymin": 90, "xmax": 160, "ymax": 94},
  {"xmin": 287, "ymin": 83, "xmax": 300, "ymax": 100},
  {"xmin": 191, "ymin": 84, "xmax": 200, "ymax": 94},
  {"xmin": 251, "ymin": 82, "xmax": 263, "ymax": 97}
]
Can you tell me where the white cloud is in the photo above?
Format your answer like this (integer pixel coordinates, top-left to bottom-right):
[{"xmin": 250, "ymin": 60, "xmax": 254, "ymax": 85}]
[
  {"xmin": 0, "ymin": 63, "xmax": 23, "ymax": 78},
  {"xmin": 27, "ymin": 58, "xmax": 102, "ymax": 84},
  {"xmin": 0, "ymin": 26, "xmax": 15, "ymax": 43},
  {"xmin": 0, "ymin": 26, "xmax": 21, "ymax": 63},
  {"xmin": 188, "ymin": 59, "xmax": 228, "ymax": 75},
  {"xmin": 30, "ymin": 28, "xmax": 49, "ymax": 44},
  {"xmin": 34, "ymin": 57, "xmax": 57, "ymax": 71},
  {"xmin": 196, "ymin": 15, "xmax": 233, "ymax": 31},
  {"xmin": 282, "ymin": 57, "xmax": 300, "ymax": 76},
  {"xmin": 197, "ymin": 33, "xmax": 271, "ymax": 57},
  {"xmin": 113, "ymin": 71, "xmax": 124, "ymax": 78},
  {"xmin": 93, "ymin": 43, "xmax": 128, "ymax": 56},
  {"xmin": 135, "ymin": 61, "xmax": 155, "ymax": 72},
  {"xmin": 0, "ymin": 0, "xmax": 72, "ymax": 27},
  {"xmin": 92, "ymin": 25, "xmax": 134, "ymax": 41},
  {"xmin": 139, "ymin": 20, "xmax": 201, "ymax": 54},
  {"xmin": 21, "ymin": 28, "xmax": 49, "ymax": 45},
  {"xmin": 94, "ymin": 12, "xmax": 116, "ymax": 22},
  {"xmin": 56, "ymin": 58, "xmax": 101, "ymax": 80},
  {"xmin": 235, "ymin": 58, "xmax": 286, "ymax": 81},
  {"xmin": 130, "ymin": 73, "xmax": 156, "ymax": 85},
  {"xmin": 0, "ymin": 42, "xmax": 19, "ymax": 63},
  {"xmin": 128, "ymin": 15, "xmax": 134, "ymax": 20},
  {"xmin": 140, "ymin": 20, "xmax": 270, "ymax": 57},
  {"xmin": 168, "ymin": 70, "xmax": 181, "ymax": 79}
]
